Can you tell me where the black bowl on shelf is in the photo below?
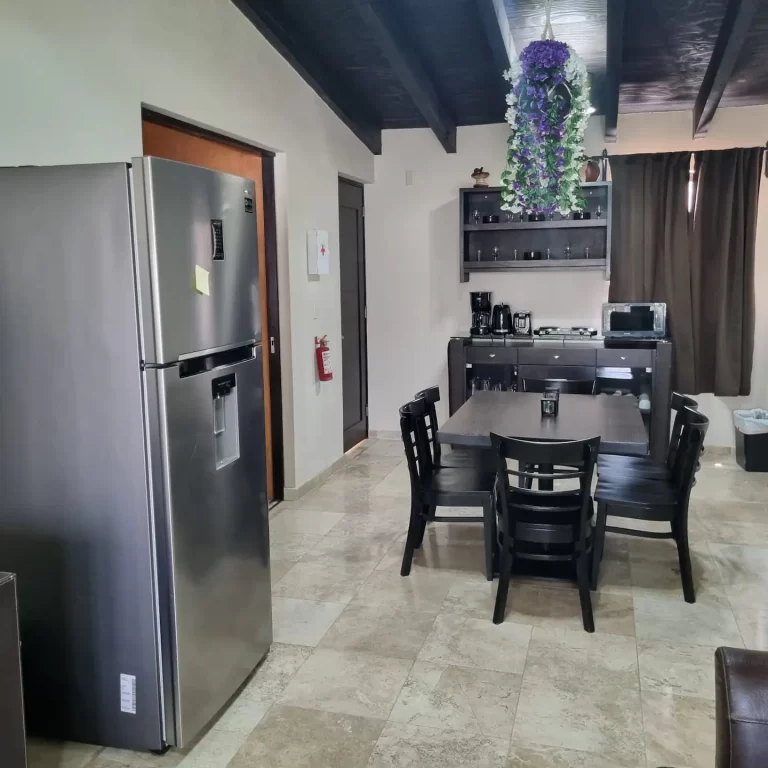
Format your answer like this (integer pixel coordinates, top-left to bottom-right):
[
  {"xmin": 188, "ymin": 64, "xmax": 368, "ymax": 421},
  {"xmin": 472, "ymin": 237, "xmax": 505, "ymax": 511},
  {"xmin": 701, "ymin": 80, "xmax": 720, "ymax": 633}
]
[
  {"xmin": 527, "ymin": 212, "xmax": 546, "ymax": 222},
  {"xmin": 482, "ymin": 214, "xmax": 500, "ymax": 224},
  {"xmin": 572, "ymin": 211, "xmax": 592, "ymax": 220},
  {"xmin": 523, "ymin": 251, "xmax": 542, "ymax": 261}
]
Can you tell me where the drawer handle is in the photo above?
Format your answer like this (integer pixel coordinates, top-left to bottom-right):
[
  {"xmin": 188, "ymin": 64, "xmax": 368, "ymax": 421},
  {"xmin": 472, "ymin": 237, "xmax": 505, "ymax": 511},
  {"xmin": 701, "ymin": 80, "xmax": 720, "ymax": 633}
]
[
  {"xmin": 489, "ymin": 353, "xmax": 496, "ymax": 358},
  {"xmin": 553, "ymin": 355, "xmax": 560, "ymax": 360},
  {"xmin": 621, "ymin": 356, "xmax": 626, "ymax": 361}
]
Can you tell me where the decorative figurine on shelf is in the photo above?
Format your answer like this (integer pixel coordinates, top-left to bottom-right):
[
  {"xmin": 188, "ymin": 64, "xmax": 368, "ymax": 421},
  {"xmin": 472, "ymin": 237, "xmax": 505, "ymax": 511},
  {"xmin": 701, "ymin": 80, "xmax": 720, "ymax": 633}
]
[
  {"xmin": 492, "ymin": 246, "xmax": 500, "ymax": 261},
  {"xmin": 471, "ymin": 167, "xmax": 490, "ymax": 188},
  {"xmin": 472, "ymin": 209, "xmax": 481, "ymax": 223}
]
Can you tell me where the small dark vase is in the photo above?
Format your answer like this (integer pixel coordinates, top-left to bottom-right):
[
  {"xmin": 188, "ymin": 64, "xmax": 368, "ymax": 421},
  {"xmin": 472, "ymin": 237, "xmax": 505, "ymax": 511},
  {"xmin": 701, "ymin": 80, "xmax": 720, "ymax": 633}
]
[
  {"xmin": 582, "ymin": 159, "xmax": 601, "ymax": 182},
  {"xmin": 527, "ymin": 212, "xmax": 545, "ymax": 222}
]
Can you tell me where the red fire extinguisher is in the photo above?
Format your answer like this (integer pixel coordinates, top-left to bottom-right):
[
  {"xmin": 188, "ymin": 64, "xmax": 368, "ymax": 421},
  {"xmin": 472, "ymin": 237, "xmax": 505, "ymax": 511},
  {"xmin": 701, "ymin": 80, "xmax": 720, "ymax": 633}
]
[{"xmin": 315, "ymin": 335, "xmax": 333, "ymax": 381}]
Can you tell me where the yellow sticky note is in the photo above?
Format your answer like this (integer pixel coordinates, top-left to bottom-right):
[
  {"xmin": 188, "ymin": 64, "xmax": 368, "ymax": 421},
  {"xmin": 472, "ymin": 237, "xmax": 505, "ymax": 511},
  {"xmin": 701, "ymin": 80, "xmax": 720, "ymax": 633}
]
[{"xmin": 194, "ymin": 265, "xmax": 210, "ymax": 296}]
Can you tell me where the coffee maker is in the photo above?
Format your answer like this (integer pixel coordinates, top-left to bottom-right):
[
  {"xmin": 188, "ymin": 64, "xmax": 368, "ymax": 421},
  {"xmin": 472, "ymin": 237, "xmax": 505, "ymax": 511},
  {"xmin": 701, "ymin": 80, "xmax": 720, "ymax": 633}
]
[{"xmin": 470, "ymin": 292, "xmax": 491, "ymax": 335}]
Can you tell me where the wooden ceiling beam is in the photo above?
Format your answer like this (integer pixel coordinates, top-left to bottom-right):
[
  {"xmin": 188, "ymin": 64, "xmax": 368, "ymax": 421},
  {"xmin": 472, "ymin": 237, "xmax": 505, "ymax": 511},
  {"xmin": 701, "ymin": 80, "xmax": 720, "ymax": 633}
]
[
  {"xmin": 232, "ymin": 0, "xmax": 382, "ymax": 155},
  {"xmin": 604, "ymin": 0, "xmax": 627, "ymax": 142},
  {"xmin": 474, "ymin": 0, "xmax": 516, "ymax": 76},
  {"xmin": 355, "ymin": 0, "xmax": 457, "ymax": 153},
  {"xmin": 693, "ymin": 0, "xmax": 759, "ymax": 139}
]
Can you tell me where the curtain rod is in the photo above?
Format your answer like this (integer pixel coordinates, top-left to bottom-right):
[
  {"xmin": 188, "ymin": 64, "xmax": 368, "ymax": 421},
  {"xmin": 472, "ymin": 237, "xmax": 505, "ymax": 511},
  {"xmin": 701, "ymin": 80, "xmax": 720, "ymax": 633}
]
[{"xmin": 596, "ymin": 147, "xmax": 768, "ymax": 179}]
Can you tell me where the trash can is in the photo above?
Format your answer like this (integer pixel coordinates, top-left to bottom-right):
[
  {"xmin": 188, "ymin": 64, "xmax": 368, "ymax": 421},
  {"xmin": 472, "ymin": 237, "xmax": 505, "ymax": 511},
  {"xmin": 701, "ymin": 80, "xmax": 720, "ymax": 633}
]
[{"xmin": 733, "ymin": 409, "xmax": 768, "ymax": 472}]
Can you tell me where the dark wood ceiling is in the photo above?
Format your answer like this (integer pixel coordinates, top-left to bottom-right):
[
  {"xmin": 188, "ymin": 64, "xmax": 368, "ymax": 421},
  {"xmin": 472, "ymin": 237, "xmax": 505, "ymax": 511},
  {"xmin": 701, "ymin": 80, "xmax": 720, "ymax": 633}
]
[{"xmin": 233, "ymin": 0, "xmax": 768, "ymax": 153}]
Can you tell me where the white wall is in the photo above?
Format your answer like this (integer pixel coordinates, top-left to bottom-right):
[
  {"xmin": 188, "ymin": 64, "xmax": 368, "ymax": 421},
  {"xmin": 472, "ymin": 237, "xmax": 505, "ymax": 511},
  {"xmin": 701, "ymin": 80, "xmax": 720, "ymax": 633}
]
[
  {"xmin": 366, "ymin": 108, "xmax": 768, "ymax": 447},
  {"xmin": 0, "ymin": 0, "xmax": 375, "ymax": 490}
]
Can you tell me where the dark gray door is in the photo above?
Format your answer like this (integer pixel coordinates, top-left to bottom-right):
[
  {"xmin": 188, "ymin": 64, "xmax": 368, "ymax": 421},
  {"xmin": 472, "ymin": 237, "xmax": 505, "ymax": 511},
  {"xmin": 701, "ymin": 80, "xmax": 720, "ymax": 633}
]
[{"xmin": 339, "ymin": 179, "xmax": 368, "ymax": 451}]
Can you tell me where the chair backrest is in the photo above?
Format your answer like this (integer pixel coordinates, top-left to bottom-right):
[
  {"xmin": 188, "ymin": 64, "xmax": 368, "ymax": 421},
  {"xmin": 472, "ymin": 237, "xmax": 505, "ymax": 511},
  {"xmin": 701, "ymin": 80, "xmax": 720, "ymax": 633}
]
[
  {"xmin": 522, "ymin": 378, "xmax": 596, "ymax": 395},
  {"xmin": 667, "ymin": 392, "xmax": 699, "ymax": 473},
  {"xmin": 673, "ymin": 407, "xmax": 709, "ymax": 504},
  {"xmin": 399, "ymin": 397, "xmax": 435, "ymax": 493},
  {"xmin": 491, "ymin": 433, "xmax": 600, "ymax": 551},
  {"xmin": 414, "ymin": 386, "xmax": 443, "ymax": 466}
]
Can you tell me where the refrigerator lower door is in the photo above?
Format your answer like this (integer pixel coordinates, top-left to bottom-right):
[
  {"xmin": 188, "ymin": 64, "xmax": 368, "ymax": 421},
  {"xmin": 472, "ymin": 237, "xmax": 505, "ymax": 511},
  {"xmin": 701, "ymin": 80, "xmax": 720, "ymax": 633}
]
[{"xmin": 149, "ymin": 347, "xmax": 271, "ymax": 745}]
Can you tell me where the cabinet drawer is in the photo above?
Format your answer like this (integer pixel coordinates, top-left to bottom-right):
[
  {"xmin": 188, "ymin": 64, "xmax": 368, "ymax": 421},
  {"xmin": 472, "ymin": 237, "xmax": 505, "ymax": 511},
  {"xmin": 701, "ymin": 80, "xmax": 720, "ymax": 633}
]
[
  {"xmin": 518, "ymin": 348, "xmax": 596, "ymax": 366},
  {"xmin": 518, "ymin": 365, "xmax": 596, "ymax": 387},
  {"xmin": 596, "ymin": 349, "xmax": 653, "ymax": 368},
  {"xmin": 466, "ymin": 347, "xmax": 518, "ymax": 365}
]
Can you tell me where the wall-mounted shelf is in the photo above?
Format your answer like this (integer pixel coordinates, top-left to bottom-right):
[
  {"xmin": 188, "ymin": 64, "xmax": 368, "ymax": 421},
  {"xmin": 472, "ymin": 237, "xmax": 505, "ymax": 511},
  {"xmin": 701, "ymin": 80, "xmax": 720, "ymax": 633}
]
[
  {"xmin": 464, "ymin": 258, "xmax": 607, "ymax": 272},
  {"xmin": 459, "ymin": 183, "xmax": 613, "ymax": 282},
  {"xmin": 464, "ymin": 219, "xmax": 608, "ymax": 232}
]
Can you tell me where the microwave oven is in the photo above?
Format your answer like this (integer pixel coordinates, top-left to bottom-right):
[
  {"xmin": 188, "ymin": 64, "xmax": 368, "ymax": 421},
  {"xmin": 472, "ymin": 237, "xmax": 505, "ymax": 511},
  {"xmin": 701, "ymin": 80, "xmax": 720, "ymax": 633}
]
[{"xmin": 602, "ymin": 302, "xmax": 667, "ymax": 339}]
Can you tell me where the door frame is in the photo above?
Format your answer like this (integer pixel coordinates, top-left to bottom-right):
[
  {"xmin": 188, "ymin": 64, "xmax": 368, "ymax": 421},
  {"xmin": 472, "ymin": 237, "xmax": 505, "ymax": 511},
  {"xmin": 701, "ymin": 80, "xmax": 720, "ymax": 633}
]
[
  {"xmin": 141, "ymin": 107, "xmax": 285, "ymax": 499},
  {"xmin": 338, "ymin": 177, "xmax": 369, "ymax": 452}
]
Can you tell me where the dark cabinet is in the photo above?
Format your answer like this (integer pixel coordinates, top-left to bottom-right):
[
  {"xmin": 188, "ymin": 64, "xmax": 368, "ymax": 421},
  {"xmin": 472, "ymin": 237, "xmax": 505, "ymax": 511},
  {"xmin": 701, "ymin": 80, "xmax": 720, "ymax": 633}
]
[
  {"xmin": 460, "ymin": 183, "xmax": 613, "ymax": 282},
  {"xmin": 449, "ymin": 339, "xmax": 673, "ymax": 461}
]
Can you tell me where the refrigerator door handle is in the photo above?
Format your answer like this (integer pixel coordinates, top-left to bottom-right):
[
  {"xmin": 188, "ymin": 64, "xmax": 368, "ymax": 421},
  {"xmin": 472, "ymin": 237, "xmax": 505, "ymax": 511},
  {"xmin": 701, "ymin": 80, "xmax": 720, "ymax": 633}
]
[{"xmin": 177, "ymin": 339, "xmax": 256, "ymax": 362}]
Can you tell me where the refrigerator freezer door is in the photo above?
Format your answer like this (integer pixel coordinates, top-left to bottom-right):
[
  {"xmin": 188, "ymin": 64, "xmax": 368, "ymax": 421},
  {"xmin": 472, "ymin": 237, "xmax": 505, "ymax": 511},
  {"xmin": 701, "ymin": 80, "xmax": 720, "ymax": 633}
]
[
  {"xmin": 149, "ymin": 348, "xmax": 271, "ymax": 745},
  {"xmin": 135, "ymin": 157, "xmax": 261, "ymax": 364}
]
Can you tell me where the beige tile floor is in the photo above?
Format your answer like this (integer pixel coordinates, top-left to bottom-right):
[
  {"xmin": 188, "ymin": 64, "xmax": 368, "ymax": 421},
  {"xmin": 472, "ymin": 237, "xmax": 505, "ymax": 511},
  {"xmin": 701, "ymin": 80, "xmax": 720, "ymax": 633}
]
[{"xmin": 28, "ymin": 441, "xmax": 768, "ymax": 768}]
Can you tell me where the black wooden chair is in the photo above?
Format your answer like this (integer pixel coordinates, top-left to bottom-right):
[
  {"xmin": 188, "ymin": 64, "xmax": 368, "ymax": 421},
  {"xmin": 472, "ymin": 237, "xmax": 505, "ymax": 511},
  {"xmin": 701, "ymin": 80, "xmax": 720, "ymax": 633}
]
[
  {"xmin": 399, "ymin": 397, "xmax": 498, "ymax": 581},
  {"xmin": 591, "ymin": 407, "xmax": 709, "ymax": 602},
  {"xmin": 522, "ymin": 378, "xmax": 597, "ymax": 394},
  {"xmin": 491, "ymin": 433, "xmax": 600, "ymax": 632},
  {"xmin": 598, "ymin": 392, "xmax": 698, "ymax": 480},
  {"xmin": 414, "ymin": 386, "xmax": 493, "ymax": 469}
]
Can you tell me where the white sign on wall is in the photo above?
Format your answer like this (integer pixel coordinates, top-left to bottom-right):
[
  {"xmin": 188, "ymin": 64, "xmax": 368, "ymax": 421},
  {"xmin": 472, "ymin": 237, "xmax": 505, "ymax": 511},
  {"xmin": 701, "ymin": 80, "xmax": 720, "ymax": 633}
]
[{"xmin": 307, "ymin": 229, "xmax": 330, "ymax": 276}]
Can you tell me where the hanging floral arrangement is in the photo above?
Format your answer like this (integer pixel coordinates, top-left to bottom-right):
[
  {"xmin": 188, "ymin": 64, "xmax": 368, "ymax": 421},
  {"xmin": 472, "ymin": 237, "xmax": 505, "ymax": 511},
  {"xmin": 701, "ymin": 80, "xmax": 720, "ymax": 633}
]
[{"xmin": 500, "ymin": 33, "xmax": 591, "ymax": 216}]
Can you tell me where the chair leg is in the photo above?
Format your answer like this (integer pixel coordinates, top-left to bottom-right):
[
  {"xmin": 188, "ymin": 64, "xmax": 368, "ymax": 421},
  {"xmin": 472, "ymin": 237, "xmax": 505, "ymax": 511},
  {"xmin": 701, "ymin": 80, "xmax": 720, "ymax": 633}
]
[
  {"xmin": 482, "ymin": 498, "xmax": 496, "ymax": 582},
  {"xmin": 590, "ymin": 502, "xmax": 607, "ymax": 591},
  {"xmin": 400, "ymin": 501, "xmax": 425, "ymax": 577},
  {"xmin": 493, "ymin": 536, "xmax": 513, "ymax": 624},
  {"xmin": 674, "ymin": 523, "xmax": 696, "ymax": 604},
  {"xmin": 576, "ymin": 555, "xmax": 595, "ymax": 633},
  {"xmin": 414, "ymin": 504, "xmax": 431, "ymax": 549}
]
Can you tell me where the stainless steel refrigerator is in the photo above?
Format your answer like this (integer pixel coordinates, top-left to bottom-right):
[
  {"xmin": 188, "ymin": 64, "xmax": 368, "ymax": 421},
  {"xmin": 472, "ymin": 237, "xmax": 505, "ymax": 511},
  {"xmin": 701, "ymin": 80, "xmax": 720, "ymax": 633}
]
[{"xmin": 0, "ymin": 158, "xmax": 272, "ymax": 751}]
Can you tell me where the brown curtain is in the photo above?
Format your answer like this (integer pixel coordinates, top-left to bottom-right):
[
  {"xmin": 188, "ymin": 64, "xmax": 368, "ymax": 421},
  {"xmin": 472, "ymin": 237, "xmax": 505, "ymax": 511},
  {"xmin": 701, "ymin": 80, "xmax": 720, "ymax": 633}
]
[
  {"xmin": 690, "ymin": 148, "xmax": 763, "ymax": 396},
  {"xmin": 608, "ymin": 152, "xmax": 695, "ymax": 391}
]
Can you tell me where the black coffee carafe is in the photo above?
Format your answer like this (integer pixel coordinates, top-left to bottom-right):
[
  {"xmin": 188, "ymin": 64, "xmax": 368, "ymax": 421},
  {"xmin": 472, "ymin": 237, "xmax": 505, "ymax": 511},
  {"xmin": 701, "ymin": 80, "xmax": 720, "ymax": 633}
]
[{"xmin": 470, "ymin": 292, "xmax": 492, "ymax": 335}]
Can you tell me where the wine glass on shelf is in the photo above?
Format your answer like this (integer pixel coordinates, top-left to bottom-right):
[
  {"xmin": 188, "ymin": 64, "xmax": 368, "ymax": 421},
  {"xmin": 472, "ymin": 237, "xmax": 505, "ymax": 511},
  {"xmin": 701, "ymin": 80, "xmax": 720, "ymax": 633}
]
[{"xmin": 472, "ymin": 209, "xmax": 481, "ymax": 224}]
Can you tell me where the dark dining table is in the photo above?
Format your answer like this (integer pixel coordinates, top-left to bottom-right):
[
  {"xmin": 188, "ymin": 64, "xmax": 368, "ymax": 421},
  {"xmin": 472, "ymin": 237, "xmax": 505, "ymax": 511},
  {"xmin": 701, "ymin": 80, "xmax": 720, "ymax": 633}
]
[
  {"xmin": 437, "ymin": 391, "xmax": 649, "ymax": 457},
  {"xmin": 437, "ymin": 391, "xmax": 649, "ymax": 580}
]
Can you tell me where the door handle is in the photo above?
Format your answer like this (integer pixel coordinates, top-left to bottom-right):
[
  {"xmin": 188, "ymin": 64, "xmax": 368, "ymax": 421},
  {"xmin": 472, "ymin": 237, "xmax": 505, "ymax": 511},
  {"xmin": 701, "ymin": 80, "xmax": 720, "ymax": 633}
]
[
  {"xmin": 270, "ymin": 336, "xmax": 276, "ymax": 354},
  {"xmin": 489, "ymin": 353, "xmax": 496, "ymax": 358},
  {"xmin": 620, "ymin": 356, "xmax": 626, "ymax": 361},
  {"xmin": 553, "ymin": 355, "xmax": 560, "ymax": 360}
]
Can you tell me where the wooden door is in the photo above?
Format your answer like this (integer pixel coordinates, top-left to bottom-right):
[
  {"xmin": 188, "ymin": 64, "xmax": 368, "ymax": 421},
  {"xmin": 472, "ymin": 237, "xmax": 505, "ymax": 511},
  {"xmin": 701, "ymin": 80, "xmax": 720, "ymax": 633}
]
[
  {"xmin": 142, "ymin": 118, "xmax": 278, "ymax": 498},
  {"xmin": 338, "ymin": 179, "xmax": 368, "ymax": 451}
]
